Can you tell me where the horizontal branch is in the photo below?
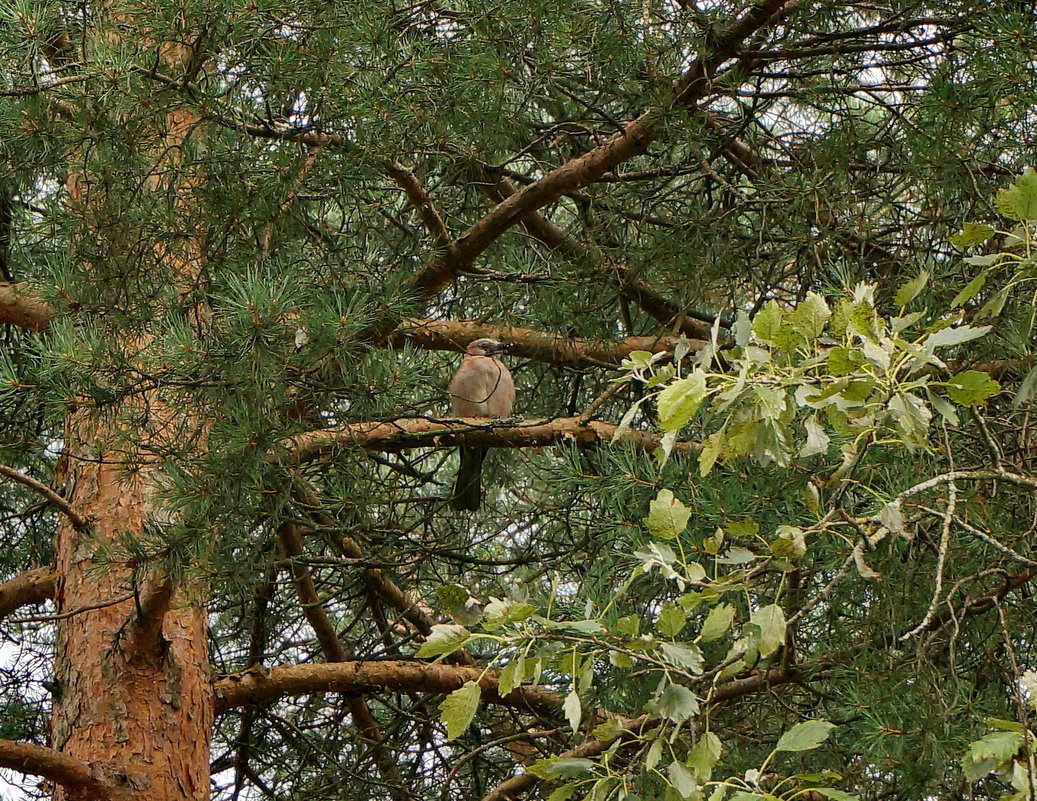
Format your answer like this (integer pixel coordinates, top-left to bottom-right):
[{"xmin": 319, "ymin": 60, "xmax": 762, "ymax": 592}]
[
  {"xmin": 213, "ymin": 660, "xmax": 563, "ymax": 719},
  {"xmin": 0, "ymin": 567, "xmax": 57, "ymax": 618},
  {"xmin": 0, "ymin": 282, "xmax": 54, "ymax": 331},
  {"xmin": 0, "ymin": 282, "xmax": 695, "ymax": 370},
  {"xmin": 281, "ymin": 416, "xmax": 698, "ymax": 465},
  {"xmin": 389, "ymin": 318, "xmax": 698, "ymax": 367},
  {"xmin": 0, "ymin": 739, "xmax": 111, "ymax": 799}
]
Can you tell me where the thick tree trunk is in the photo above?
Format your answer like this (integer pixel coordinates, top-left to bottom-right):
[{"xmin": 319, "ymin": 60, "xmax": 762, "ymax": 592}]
[
  {"xmin": 48, "ymin": 11, "xmax": 213, "ymax": 797},
  {"xmin": 51, "ymin": 416, "xmax": 212, "ymax": 801}
]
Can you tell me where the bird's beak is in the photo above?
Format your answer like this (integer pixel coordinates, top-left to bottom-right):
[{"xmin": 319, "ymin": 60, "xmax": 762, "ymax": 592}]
[{"xmin": 490, "ymin": 342, "xmax": 514, "ymax": 354}]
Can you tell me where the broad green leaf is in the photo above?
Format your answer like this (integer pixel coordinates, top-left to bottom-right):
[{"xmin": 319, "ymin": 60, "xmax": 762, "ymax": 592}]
[
  {"xmin": 878, "ymin": 502, "xmax": 906, "ymax": 535},
  {"xmin": 847, "ymin": 300, "xmax": 879, "ymax": 340},
  {"xmin": 788, "ymin": 291, "xmax": 831, "ymax": 339},
  {"xmin": 814, "ymin": 789, "xmax": 860, "ymax": 801},
  {"xmin": 644, "ymin": 489, "xmax": 691, "ymax": 539},
  {"xmin": 483, "ymin": 597, "xmax": 536, "ymax": 629},
  {"xmin": 657, "ymin": 370, "xmax": 708, "ymax": 431},
  {"xmin": 968, "ymin": 730, "xmax": 1023, "ymax": 762},
  {"xmin": 563, "ymin": 689, "xmax": 582, "ymax": 732},
  {"xmin": 776, "ymin": 719, "xmax": 837, "ymax": 752},
  {"xmin": 727, "ymin": 517, "xmax": 759, "ymax": 537},
  {"xmin": 733, "ymin": 310, "xmax": 752, "ymax": 348},
  {"xmin": 752, "ymin": 420, "xmax": 791, "ymax": 468},
  {"xmin": 674, "ymin": 335, "xmax": 693, "ymax": 365},
  {"xmin": 497, "ymin": 658, "xmax": 524, "ymax": 697},
  {"xmin": 861, "ymin": 338, "xmax": 890, "ymax": 371},
  {"xmin": 547, "ymin": 757, "xmax": 598, "ymax": 779},
  {"xmin": 563, "ymin": 619, "xmax": 605, "ymax": 634},
  {"xmin": 987, "ymin": 717, "xmax": 1026, "ymax": 733},
  {"xmin": 771, "ymin": 525, "xmax": 807, "ymax": 561},
  {"xmin": 950, "ymin": 223, "xmax": 997, "ymax": 249},
  {"xmin": 886, "ymin": 392, "xmax": 933, "ymax": 447},
  {"xmin": 891, "ymin": 310, "xmax": 925, "ymax": 334},
  {"xmin": 660, "ymin": 642, "xmax": 705, "ymax": 673},
  {"xmin": 996, "ymin": 167, "xmax": 1037, "ymax": 221},
  {"xmin": 635, "ymin": 540, "xmax": 678, "ymax": 572},
  {"xmin": 773, "ymin": 321, "xmax": 806, "ymax": 352},
  {"xmin": 614, "ymin": 615, "xmax": 640, "ymax": 636},
  {"xmin": 926, "ymin": 387, "xmax": 960, "ymax": 425},
  {"xmin": 591, "ymin": 718, "xmax": 624, "ymax": 742},
  {"xmin": 546, "ymin": 785, "xmax": 577, "ymax": 801},
  {"xmin": 688, "ymin": 732, "xmax": 723, "ymax": 778},
  {"xmin": 962, "ymin": 755, "xmax": 998, "ymax": 783},
  {"xmin": 621, "ymin": 351, "xmax": 658, "ymax": 370},
  {"xmin": 751, "ymin": 605, "xmax": 786, "ymax": 657},
  {"xmin": 716, "ymin": 546, "xmax": 757, "ymax": 565},
  {"xmin": 655, "ymin": 681, "xmax": 700, "ymax": 722},
  {"xmin": 699, "ymin": 431, "xmax": 723, "ymax": 476},
  {"xmin": 923, "ymin": 323, "xmax": 991, "ymax": 351},
  {"xmin": 440, "ymin": 681, "xmax": 481, "ymax": 739},
  {"xmin": 946, "ymin": 371, "xmax": 1000, "ymax": 406},
  {"xmin": 894, "ymin": 270, "xmax": 930, "ymax": 307},
  {"xmin": 753, "ymin": 385, "xmax": 787, "ymax": 420},
  {"xmin": 699, "ymin": 603, "xmax": 735, "ymax": 642},
  {"xmin": 436, "ymin": 584, "xmax": 484, "ymax": 626},
  {"xmin": 668, "ymin": 761, "xmax": 698, "ymax": 799},
  {"xmin": 646, "ymin": 736, "xmax": 664, "ymax": 770},
  {"xmin": 703, "ymin": 527, "xmax": 724, "ymax": 555},
  {"xmin": 799, "ymin": 414, "xmax": 830, "ymax": 457},
  {"xmin": 657, "ymin": 603, "xmax": 687, "ymax": 638},
  {"xmin": 826, "ymin": 347, "xmax": 859, "ymax": 376},
  {"xmin": 752, "ymin": 300, "xmax": 783, "ymax": 345},
  {"xmin": 416, "ymin": 624, "xmax": 472, "ymax": 658}
]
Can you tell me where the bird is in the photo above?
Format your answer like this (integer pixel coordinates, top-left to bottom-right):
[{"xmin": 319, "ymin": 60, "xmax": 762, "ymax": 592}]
[{"xmin": 448, "ymin": 337, "xmax": 515, "ymax": 510}]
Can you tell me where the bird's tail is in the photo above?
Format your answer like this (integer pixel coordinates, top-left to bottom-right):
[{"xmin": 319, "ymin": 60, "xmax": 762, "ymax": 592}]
[{"xmin": 451, "ymin": 447, "xmax": 487, "ymax": 511}]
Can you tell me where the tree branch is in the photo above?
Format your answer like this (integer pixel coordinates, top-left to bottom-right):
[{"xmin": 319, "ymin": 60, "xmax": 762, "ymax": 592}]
[
  {"xmin": 281, "ymin": 416, "xmax": 698, "ymax": 465},
  {"xmin": 213, "ymin": 660, "xmax": 563, "ymax": 719},
  {"xmin": 474, "ymin": 172, "xmax": 713, "ymax": 339},
  {"xmin": 0, "ymin": 279, "xmax": 698, "ymax": 370},
  {"xmin": 406, "ymin": 0, "xmax": 793, "ymax": 299},
  {"xmin": 389, "ymin": 318, "xmax": 697, "ymax": 367},
  {"xmin": 0, "ymin": 739, "xmax": 112, "ymax": 799},
  {"xmin": 0, "ymin": 282, "xmax": 55, "ymax": 331},
  {"xmin": 0, "ymin": 464, "xmax": 88, "ymax": 530},
  {"xmin": 277, "ymin": 523, "xmax": 412, "ymax": 801},
  {"xmin": 0, "ymin": 566, "xmax": 57, "ymax": 618}
]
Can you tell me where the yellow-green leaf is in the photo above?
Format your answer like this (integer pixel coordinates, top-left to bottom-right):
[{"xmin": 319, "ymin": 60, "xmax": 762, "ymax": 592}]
[
  {"xmin": 776, "ymin": 719, "xmax": 837, "ymax": 752},
  {"xmin": 440, "ymin": 681, "xmax": 481, "ymax": 739},
  {"xmin": 657, "ymin": 370, "xmax": 708, "ymax": 431},
  {"xmin": 894, "ymin": 270, "xmax": 930, "ymax": 307},
  {"xmin": 644, "ymin": 489, "xmax": 691, "ymax": 539}
]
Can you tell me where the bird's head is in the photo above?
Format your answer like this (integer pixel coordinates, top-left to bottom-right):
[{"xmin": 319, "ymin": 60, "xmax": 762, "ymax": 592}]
[{"xmin": 466, "ymin": 338, "xmax": 512, "ymax": 356}]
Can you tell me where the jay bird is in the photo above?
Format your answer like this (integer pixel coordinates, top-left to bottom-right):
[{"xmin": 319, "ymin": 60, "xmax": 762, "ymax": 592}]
[{"xmin": 448, "ymin": 338, "xmax": 515, "ymax": 510}]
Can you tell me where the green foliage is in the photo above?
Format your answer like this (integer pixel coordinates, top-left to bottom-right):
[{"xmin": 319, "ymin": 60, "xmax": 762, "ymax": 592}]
[{"xmin": 3, "ymin": 3, "xmax": 1037, "ymax": 801}]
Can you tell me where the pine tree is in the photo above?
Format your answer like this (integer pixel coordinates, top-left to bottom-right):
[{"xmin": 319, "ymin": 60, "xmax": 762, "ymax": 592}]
[{"xmin": 1, "ymin": 1, "xmax": 1037, "ymax": 800}]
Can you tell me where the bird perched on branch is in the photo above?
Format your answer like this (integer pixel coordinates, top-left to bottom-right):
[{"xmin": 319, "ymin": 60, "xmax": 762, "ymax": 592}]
[{"xmin": 449, "ymin": 338, "xmax": 515, "ymax": 510}]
